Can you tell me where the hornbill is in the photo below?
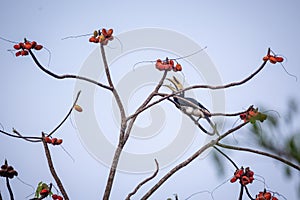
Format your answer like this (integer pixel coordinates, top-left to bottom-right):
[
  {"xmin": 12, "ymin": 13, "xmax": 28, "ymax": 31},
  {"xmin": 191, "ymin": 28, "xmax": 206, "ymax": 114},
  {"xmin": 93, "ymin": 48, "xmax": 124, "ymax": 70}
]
[{"xmin": 164, "ymin": 76, "xmax": 217, "ymax": 135}]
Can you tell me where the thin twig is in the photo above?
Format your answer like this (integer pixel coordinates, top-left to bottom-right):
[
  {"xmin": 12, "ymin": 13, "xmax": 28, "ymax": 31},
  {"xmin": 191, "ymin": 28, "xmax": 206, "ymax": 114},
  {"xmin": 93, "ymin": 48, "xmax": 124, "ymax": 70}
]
[
  {"xmin": 100, "ymin": 43, "xmax": 127, "ymax": 200},
  {"xmin": 126, "ymin": 47, "xmax": 269, "ymax": 121},
  {"xmin": 41, "ymin": 133, "xmax": 69, "ymax": 200},
  {"xmin": 124, "ymin": 71, "xmax": 168, "ymax": 142},
  {"xmin": 47, "ymin": 90, "xmax": 81, "ymax": 137},
  {"xmin": 141, "ymin": 122, "xmax": 248, "ymax": 199},
  {"xmin": 0, "ymin": 129, "xmax": 41, "ymax": 142},
  {"xmin": 238, "ymin": 184, "xmax": 244, "ymax": 200},
  {"xmin": 27, "ymin": 49, "xmax": 112, "ymax": 91},
  {"xmin": 6, "ymin": 177, "xmax": 14, "ymax": 200},
  {"xmin": 216, "ymin": 142, "xmax": 300, "ymax": 171},
  {"xmin": 126, "ymin": 159, "xmax": 159, "ymax": 200},
  {"xmin": 244, "ymin": 186, "xmax": 255, "ymax": 200},
  {"xmin": 213, "ymin": 146, "xmax": 239, "ymax": 170}
]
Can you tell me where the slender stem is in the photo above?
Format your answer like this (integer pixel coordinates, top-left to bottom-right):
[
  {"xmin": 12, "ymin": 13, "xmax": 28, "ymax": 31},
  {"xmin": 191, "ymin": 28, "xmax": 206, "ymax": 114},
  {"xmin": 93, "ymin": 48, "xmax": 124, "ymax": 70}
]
[
  {"xmin": 126, "ymin": 159, "xmax": 159, "ymax": 200},
  {"xmin": 41, "ymin": 133, "xmax": 69, "ymax": 200},
  {"xmin": 0, "ymin": 129, "xmax": 41, "ymax": 142},
  {"xmin": 141, "ymin": 122, "xmax": 248, "ymax": 199},
  {"xmin": 124, "ymin": 71, "xmax": 168, "ymax": 142},
  {"xmin": 182, "ymin": 52, "xmax": 269, "ymax": 92},
  {"xmin": 216, "ymin": 142, "xmax": 300, "ymax": 171},
  {"xmin": 47, "ymin": 91, "xmax": 81, "ymax": 137},
  {"xmin": 28, "ymin": 49, "xmax": 112, "ymax": 91},
  {"xmin": 213, "ymin": 146, "xmax": 239, "ymax": 170},
  {"xmin": 244, "ymin": 186, "xmax": 255, "ymax": 200},
  {"xmin": 6, "ymin": 177, "xmax": 14, "ymax": 200},
  {"xmin": 238, "ymin": 185, "xmax": 244, "ymax": 200},
  {"xmin": 127, "ymin": 47, "xmax": 269, "ymax": 120},
  {"xmin": 100, "ymin": 44, "xmax": 127, "ymax": 200}
]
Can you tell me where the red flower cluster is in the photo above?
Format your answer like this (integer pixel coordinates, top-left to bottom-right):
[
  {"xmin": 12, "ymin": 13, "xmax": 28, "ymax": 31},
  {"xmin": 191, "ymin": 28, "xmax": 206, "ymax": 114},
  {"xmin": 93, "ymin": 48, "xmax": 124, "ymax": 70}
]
[
  {"xmin": 230, "ymin": 167, "xmax": 254, "ymax": 186},
  {"xmin": 263, "ymin": 53, "xmax": 284, "ymax": 64},
  {"xmin": 0, "ymin": 162, "xmax": 18, "ymax": 179},
  {"xmin": 155, "ymin": 58, "xmax": 182, "ymax": 72},
  {"xmin": 44, "ymin": 137, "xmax": 63, "ymax": 145},
  {"xmin": 89, "ymin": 28, "xmax": 114, "ymax": 45},
  {"xmin": 52, "ymin": 194, "xmax": 63, "ymax": 200},
  {"xmin": 240, "ymin": 107, "xmax": 258, "ymax": 122},
  {"xmin": 13, "ymin": 40, "xmax": 43, "ymax": 57},
  {"xmin": 256, "ymin": 191, "xmax": 278, "ymax": 200}
]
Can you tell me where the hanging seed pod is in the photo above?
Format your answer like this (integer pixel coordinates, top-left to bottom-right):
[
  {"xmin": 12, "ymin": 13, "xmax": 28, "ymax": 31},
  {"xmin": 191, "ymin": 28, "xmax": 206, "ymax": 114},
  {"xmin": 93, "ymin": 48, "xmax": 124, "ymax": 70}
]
[{"xmin": 74, "ymin": 104, "xmax": 83, "ymax": 112}]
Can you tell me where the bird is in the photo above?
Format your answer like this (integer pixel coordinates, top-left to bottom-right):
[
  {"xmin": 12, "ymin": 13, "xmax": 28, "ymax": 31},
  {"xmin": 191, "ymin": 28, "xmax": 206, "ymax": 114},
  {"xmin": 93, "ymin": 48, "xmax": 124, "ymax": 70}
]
[{"xmin": 164, "ymin": 76, "xmax": 216, "ymax": 133}]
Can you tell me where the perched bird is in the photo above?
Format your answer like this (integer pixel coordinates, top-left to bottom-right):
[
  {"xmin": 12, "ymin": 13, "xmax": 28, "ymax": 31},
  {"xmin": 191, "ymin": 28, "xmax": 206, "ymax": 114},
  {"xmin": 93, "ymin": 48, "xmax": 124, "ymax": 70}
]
[{"xmin": 164, "ymin": 76, "xmax": 216, "ymax": 132}]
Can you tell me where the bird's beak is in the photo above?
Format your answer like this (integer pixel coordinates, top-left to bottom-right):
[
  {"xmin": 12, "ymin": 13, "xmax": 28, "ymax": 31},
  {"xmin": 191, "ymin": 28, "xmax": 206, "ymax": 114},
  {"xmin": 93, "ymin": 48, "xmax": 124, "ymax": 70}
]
[
  {"xmin": 163, "ymin": 84, "xmax": 177, "ymax": 92},
  {"xmin": 165, "ymin": 76, "xmax": 184, "ymax": 92}
]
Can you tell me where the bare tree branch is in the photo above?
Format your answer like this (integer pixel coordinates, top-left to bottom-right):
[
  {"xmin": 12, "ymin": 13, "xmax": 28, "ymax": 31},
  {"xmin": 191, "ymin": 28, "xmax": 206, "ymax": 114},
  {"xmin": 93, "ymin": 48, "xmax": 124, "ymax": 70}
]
[
  {"xmin": 27, "ymin": 48, "xmax": 113, "ymax": 91},
  {"xmin": 216, "ymin": 142, "xmax": 300, "ymax": 171},
  {"xmin": 41, "ymin": 133, "xmax": 69, "ymax": 200},
  {"xmin": 141, "ymin": 122, "xmax": 248, "ymax": 199},
  {"xmin": 124, "ymin": 70, "xmax": 168, "ymax": 143},
  {"xmin": 100, "ymin": 44, "xmax": 128, "ymax": 200},
  {"xmin": 126, "ymin": 47, "xmax": 269, "ymax": 121},
  {"xmin": 126, "ymin": 159, "xmax": 159, "ymax": 200}
]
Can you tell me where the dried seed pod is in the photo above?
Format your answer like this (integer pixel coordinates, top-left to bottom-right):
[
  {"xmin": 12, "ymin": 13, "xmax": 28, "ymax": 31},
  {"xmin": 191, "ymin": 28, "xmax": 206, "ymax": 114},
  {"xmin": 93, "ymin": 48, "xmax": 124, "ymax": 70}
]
[
  {"xmin": 275, "ymin": 56, "xmax": 284, "ymax": 62},
  {"xmin": 34, "ymin": 44, "xmax": 43, "ymax": 50},
  {"xmin": 51, "ymin": 138, "xmax": 57, "ymax": 145},
  {"xmin": 74, "ymin": 104, "xmax": 83, "ymax": 112},
  {"xmin": 24, "ymin": 41, "xmax": 32, "ymax": 50},
  {"xmin": 21, "ymin": 50, "xmax": 29, "ymax": 56},
  {"xmin": 44, "ymin": 136, "xmax": 52, "ymax": 144},
  {"xmin": 107, "ymin": 29, "xmax": 113, "ymax": 36},
  {"xmin": 56, "ymin": 139, "xmax": 63, "ymax": 145},
  {"xmin": 13, "ymin": 44, "xmax": 21, "ymax": 50},
  {"xmin": 263, "ymin": 55, "xmax": 269, "ymax": 61},
  {"xmin": 1, "ymin": 164, "xmax": 7, "ymax": 170},
  {"xmin": 269, "ymin": 56, "xmax": 277, "ymax": 64},
  {"xmin": 15, "ymin": 51, "xmax": 22, "ymax": 57},
  {"xmin": 31, "ymin": 41, "xmax": 37, "ymax": 48}
]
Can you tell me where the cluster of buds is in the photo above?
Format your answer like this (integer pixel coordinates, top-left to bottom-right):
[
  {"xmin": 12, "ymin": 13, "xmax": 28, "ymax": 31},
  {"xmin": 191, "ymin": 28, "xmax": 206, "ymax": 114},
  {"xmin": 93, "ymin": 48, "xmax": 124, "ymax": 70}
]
[
  {"xmin": 13, "ymin": 40, "xmax": 43, "ymax": 57},
  {"xmin": 256, "ymin": 190, "xmax": 278, "ymax": 200},
  {"xmin": 155, "ymin": 58, "xmax": 182, "ymax": 72},
  {"xmin": 240, "ymin": 107, "xmax": 258, "ymax": 122},
  {"xmin": 263, "ymin": 52, "xmax": 284, "ymax": 64},
  {"xmin": 89, "ymin": 28, "xmax": 113, "ymax": 45},
  {"xmin": 0, "ymin": 160, "xmax": 18, "ymax": 179},
  {"xmin": 44, "ymin": 136, "xmax": 63, "ymax": 145},
  {"xmin": 52, "ymin": 194, "xmax": 63, "ymax": 200},
  {"xmin": 239, "ymin": 106, "xmax": 267, "ymax": 124},
  {"xmin": 230, "ymin": 167, "xmax": 254, "ymax": 186}
]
